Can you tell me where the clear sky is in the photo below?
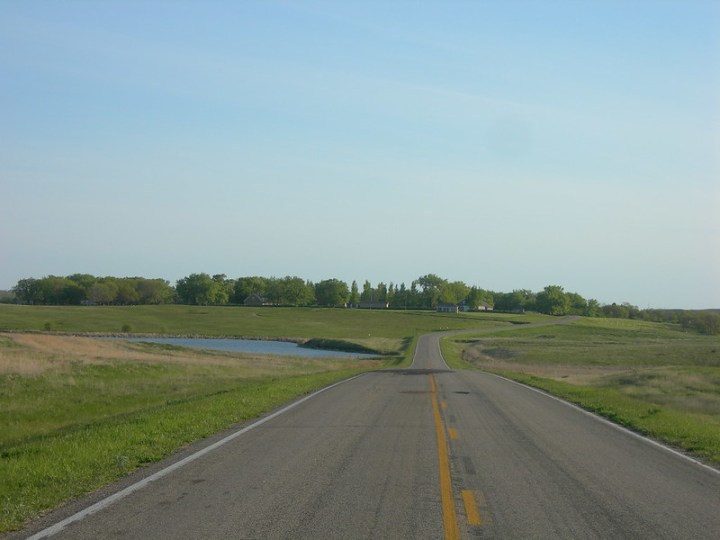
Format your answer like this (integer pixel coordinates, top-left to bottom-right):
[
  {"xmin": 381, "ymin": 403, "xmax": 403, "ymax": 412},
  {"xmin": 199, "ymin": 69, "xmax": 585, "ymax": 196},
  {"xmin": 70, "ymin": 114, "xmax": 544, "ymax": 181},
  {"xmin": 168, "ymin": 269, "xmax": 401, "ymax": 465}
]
[{"xmin": 1, "ymin": 1, "xmax": 718, "ymax": 309}]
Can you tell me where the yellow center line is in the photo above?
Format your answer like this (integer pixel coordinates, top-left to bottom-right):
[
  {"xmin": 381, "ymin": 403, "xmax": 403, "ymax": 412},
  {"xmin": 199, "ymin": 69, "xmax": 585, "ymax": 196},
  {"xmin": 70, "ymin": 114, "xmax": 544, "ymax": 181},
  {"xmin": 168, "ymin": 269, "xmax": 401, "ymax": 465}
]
[
  {"xmin": 461, "ymin": 490, "xmax": 482, "ymax": 526},
  {"xmin": 448, "ymin": 427, "xmax": 459, "ymax": 440},
  {"xmin": 429, "ymin": 374, "xmax": 460, "ymax": 540}
]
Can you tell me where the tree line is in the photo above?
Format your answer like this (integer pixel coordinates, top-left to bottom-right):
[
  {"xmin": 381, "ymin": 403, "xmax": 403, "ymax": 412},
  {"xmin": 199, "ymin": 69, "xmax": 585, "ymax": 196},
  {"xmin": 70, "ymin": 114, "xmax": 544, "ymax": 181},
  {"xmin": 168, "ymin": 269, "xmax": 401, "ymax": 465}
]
[
  {"xmin": 8, "ymin": 273, "xmax": 719, "ymax": 334},
  {"xmin": 12, "ymin": 275, "xmax": 174, "ymax": 306}
]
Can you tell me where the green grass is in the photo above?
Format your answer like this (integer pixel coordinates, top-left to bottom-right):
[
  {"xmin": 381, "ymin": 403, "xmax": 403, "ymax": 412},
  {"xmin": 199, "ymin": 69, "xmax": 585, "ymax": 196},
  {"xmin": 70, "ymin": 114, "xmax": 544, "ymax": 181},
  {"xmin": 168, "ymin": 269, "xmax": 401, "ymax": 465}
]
[
  {"xmin": 447, "ymin": 316, "xmax": 720, "ymax": 366},
  {"xmin": 442, "ymin": 317, "xmax": 720, "ymax": 465},
  {"xmin": 0, "ymin": 304, "xmax": 542, "ymax": 339}
]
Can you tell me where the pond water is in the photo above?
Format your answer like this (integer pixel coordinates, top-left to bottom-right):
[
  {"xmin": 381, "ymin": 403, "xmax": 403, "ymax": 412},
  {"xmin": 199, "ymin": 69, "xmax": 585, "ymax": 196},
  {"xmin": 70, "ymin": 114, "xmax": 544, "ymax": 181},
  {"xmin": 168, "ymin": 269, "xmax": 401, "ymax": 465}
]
[{"xmin": 120, "ymin": 337, "xmax": 379, "ymax": 359}]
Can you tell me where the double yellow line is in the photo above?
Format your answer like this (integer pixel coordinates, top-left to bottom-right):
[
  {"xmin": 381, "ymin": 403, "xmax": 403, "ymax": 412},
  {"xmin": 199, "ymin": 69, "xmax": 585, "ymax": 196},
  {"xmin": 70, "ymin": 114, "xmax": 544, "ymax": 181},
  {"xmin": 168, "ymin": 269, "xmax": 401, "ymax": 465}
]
[
  {"xmin": 429, "ymin": 374, "xmax": 482, "ymax": 539},
  {"xmin": 429, "ymin": 374, "xmax": 460, "ymax": 539}
]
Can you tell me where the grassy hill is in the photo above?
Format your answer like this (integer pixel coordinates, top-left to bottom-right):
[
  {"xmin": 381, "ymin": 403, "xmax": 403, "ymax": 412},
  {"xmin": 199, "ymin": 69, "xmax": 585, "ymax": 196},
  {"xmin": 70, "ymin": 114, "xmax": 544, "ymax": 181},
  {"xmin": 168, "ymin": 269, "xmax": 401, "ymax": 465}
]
[{"xmin": 0, "ymin": 304, "xmax": 546, "ymax": 343}]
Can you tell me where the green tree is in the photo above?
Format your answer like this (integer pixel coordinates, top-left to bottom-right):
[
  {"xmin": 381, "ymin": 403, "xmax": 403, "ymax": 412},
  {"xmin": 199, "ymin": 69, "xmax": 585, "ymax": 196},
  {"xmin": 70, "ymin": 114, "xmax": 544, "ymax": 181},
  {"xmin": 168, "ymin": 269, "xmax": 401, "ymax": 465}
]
[
  {"xmin": 67, "ymin": 273, "xmax": 97, "ymax": 295},
  {"xmin": 439, "ymin": 281, "xmax": 469, "ymax": 305},
  {"xmin": 376, "ymin": 282, "xmax": 388, "ymax": 303},
  {"xmin": 38, "ymin": 276, "xmax": 85, "ymax": 305},
  {"xmin": 408, "ymin": 281, "xmax": 421, "ymax": 308},
  {"xmin": 466, "ymin": 286, "xmax": 494, "ymax": 309},
  {"xmin": 466, "ymin": 286, "xmax": 481, "ymax": 309},
  {"xmin": 135, "ymin": 278, "xmax": 174, "ymax": 304},
  {"xmin": 115, "ymin": 279, "xmax": 141, "ymax": 305},
  {"xmin": 314, "ymin": 279, "xmax": 349, "ymax": 307},
  {"xmin": 535, "ymin": 285, "xmax": 570, "ymax": 315},
  {"xmin": 281, "ymin": 276, "xmax": 314, "ymax": 306},
  {"xmin": 600, "ymin": 303, "xmax": 629, "ymax": 318},
  {"xmin": 264, "ymin": 278, "xmax": 283, "ymax": 305},
  {"xmin": 211, "ymin": 274, "xmax": 232, "ymax": 305},
  {"xmin": 231, "ymin": 276, "xmax": 268, "ymax": 304},
  {"xmin": 416, "ymin": 274, "xmax": 447, "ymax": 308},
  {"xmin": 88, "ymin": 281, "xmax": 118, "ymax": 305},
  {"xmin": 494, "ymin": 289, "xmax": 535, "ymax": 312},
  {"xmin": 680, "ymin": 311, "xmax": 720, "ymax": 335},
  {"xmin": 360, "ymin": 280, "xmax": 373, "ymax": 302},
  {"xmin": 349, "ymin": 280, "xmax": 360, "ymax": 306},
  {"xmin": 566, "ymin": 292, "xmax": 588, "ymax": 316},
  {"xmin": 585, "ymin": 298, "xmax": 600, "ymax": 317},
  {"xmin": 37, "ymin": 276, "xmax": 63, "ymax": 304},
  {"xmin": 387, "ymin": 282, "xmax": 395, "ymax": 306},
  {"xmin": 304, "ymin": 280, "xmax": 316, "ymax": 305},
  {"xmin": 600, "ymin": 302, "xmax": 640, "ymax": 319},
  {"xmin": 176, "ymin": 273, "xmax": 218, "ymax": 305},
  {"xmin": 390, "ymin": 282, "xmax": 409, "ymax": 309},
  {"xmin": 62, "ymin": 282, "xmax": 85, "ymax": 304},
  {"xmin": 13, "ymin": 278, "xmax": 43, "ymax": 304}
]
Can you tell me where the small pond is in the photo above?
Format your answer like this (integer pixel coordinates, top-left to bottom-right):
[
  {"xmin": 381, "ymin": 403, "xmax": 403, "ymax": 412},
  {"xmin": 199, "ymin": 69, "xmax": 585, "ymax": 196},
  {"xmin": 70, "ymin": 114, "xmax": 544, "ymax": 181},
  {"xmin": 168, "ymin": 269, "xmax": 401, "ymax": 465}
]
[{"xmin": 119, "ymin": 337, "xmax": 380, "ymax": 359}]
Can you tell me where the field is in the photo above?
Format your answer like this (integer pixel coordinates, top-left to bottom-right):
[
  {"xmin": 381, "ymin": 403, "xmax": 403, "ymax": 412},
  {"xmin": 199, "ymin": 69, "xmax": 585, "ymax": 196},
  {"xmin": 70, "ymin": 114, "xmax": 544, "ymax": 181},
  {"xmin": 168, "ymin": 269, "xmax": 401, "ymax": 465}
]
[
  {"xmin": 441, "ymin": 317, "xmax": 720, "ymax": 465},
  {"xmin": 0, "ymin": 303, "xmax": 542, "ymax": 341},
  {"xmin": 0, "ymin": 305, "xmax": 542, "ymax": 532}
]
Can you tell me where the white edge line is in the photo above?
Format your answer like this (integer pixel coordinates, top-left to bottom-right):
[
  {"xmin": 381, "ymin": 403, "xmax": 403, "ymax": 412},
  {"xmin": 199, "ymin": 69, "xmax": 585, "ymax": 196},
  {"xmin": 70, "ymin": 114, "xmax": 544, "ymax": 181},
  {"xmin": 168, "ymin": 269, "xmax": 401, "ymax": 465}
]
[
  {"xmin": 26, "ymin": 374, "xmax": 364, "ymax": 540},
  {"xmin": 435, "ymin": 334, "xmax": 452, "ymax": 371},
  {"xmin": 490, "ymin": 372, "xmax": 720, "ymax": 477}
]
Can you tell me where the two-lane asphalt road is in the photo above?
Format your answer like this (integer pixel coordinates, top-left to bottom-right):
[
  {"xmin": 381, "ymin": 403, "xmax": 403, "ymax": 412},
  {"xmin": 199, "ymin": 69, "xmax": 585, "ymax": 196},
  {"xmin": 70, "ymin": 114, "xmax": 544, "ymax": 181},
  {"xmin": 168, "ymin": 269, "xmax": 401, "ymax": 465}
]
[{"xmin": 19, "ymin": 331, "xmax": 720, "ymax": 539}]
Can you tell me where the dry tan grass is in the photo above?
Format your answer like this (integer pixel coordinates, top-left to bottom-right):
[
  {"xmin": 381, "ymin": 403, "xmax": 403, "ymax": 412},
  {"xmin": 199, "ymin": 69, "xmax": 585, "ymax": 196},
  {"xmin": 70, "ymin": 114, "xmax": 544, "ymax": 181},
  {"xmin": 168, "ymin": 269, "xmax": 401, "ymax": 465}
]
[
  {"xmin": 346, "ymin": 337, "xmax": 405, "ymax": 354},
  {"xmin": 469, "ymin": 359, "xmax": 631, "ymax": 385},
  {"xmin": 461, "ymin": 342, "xmax": 632, "ymax": 385},
  {"xmin": 0, "ymin": 333, "xmax": 382, "ymax": 377}
]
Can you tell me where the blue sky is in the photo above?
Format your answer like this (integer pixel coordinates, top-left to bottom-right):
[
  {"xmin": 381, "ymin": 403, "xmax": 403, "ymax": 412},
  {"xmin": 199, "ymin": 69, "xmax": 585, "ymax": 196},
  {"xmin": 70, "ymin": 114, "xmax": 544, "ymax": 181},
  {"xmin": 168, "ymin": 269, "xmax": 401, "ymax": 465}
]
[{"xmin": 1, "ymin": 1, "xmax": 718, "ymax": 308}]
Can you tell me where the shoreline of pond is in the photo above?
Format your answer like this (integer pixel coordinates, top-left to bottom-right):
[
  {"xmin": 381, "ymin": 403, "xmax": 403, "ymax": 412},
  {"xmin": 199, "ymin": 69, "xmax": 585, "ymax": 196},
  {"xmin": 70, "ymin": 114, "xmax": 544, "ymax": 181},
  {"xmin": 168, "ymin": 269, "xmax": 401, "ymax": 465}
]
[
  {"xmin": 120, "ymin": 336, "xmax": 382, "ymax": 359},
  {"xmin": 2, "ymin": 330, "xmax": 386, "ymax": 359}
]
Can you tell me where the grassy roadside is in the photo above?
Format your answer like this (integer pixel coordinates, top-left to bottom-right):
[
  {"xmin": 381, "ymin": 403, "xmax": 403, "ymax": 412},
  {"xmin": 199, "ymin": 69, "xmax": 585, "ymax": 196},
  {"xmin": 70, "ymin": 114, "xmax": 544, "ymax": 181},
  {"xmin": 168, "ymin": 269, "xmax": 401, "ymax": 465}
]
[{"xmin": 441, "ymin": 317, "xmax": 720, "ymax": 466}]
